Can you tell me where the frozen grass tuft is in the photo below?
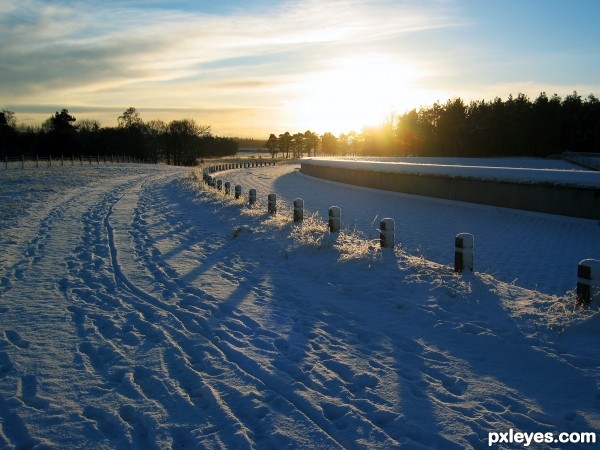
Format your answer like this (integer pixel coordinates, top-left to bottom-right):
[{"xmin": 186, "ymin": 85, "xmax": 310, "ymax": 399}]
[
  {"xmin": 289, "ymin": 212, "xmax": 328, "ymax": 248},
  {"xmin": 334, "ymin": 231, "xmax": 379, "ymax": 262},
  {"xmin": 542, "ymin": 291, "xmax": 600, "ymax": 334}
]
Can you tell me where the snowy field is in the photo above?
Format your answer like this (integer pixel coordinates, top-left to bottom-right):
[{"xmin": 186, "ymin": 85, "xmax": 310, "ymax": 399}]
[{"xmin": 0, "ymin": 161, "xmax": 599, "ymax": 449}]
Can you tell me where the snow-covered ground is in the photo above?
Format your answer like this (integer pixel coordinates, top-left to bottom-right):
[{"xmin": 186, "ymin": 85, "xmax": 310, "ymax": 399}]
[{"xmin": 0, "ymin": 161, "xmax": 599, "ymax": 449}]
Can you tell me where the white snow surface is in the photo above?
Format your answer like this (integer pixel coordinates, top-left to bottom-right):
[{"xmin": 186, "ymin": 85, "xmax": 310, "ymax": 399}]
[{"xmin": 0, "ymin": 161, "xmax": 599, "ymax": 449}]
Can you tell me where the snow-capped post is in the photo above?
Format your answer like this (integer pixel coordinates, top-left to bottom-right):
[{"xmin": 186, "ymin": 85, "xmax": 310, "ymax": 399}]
[
  {"xmin": 235, "ymin": 185, "xmax": 242, "ymax": 199},
  {"xmin": 249, "ymin": 189, "xmax": 257, "ymax": 206},
  {"xmin": 216, "ymin": 179, "xmax": 223, "ymax": 191},
  {"xmin": 454, "ymin": 233, "xmax": 474, "ymax": 273},
  {"xmin": 224, "ymin": 182, "xmax": 231, "ymax": 195},
  {"xmin": 268, "ymin": 194, "xmax": 277, "ymax": 214},
  {"xmin": 380, "ymin": 218, "xmax": 395, "ymax": 249},
  {"xmin": 329, "ymin": 206, "xmax": 341, "ymax": 233},
  {"xmin": 293, "ymin": 198, "xmax": 304, "ymax": 222},
  {"xmin": 577, "ymin": 259, "xmax": 600, "ymax": 306}
]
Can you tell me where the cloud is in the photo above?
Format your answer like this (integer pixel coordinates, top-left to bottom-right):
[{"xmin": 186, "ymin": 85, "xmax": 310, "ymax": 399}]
[{"xmin": 1, "ymin": 0, "xmax": 462, "ymax": 134}]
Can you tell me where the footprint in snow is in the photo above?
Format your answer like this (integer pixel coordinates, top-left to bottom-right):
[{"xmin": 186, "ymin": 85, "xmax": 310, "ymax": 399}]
[
  {"xmin": 5, "ymin": 330, "xmax": 29, "ymax": 349},
  {"xmin": 19, "ymin": 374, "xmax": 50, "ymax": 410},
  {"xmin": 0, "ymin": 352, "xmax": 13, "ymax": 377},
  {"xmin": 441, "ymin": 375, "xmax": 468, "ymax": 396}
]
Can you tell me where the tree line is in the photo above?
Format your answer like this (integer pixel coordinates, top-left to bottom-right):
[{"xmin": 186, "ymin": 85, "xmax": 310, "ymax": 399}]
[
  {"xmin": 266, "ymin": 91, "xmax": 600, "ymax": 158},
  {"xmin": 0, "ymin": 107, "xmax": 237, "ymax": 166}
]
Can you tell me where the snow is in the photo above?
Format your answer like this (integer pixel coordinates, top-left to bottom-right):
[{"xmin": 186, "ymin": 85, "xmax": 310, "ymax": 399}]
[{"xmin": 0, "ymin": 161, "xmax": 599, "ymax": 449}]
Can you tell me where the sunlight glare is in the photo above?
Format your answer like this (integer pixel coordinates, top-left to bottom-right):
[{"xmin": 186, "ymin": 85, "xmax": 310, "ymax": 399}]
[{"xmin": 288, "ymin": 54, "xmax": 425, "ymax": 134}]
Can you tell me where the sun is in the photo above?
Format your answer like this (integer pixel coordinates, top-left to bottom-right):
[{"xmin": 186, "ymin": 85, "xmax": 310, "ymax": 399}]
[{"xmin": 287, "ymin": 53, "xmax": 424, "ymax": 134}]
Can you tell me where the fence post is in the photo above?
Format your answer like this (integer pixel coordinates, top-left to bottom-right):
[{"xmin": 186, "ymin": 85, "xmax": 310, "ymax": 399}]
[
  {"xmin": 329, "ymin": 206, "xmax": 341, "ymax": 232},
  {"xmin": 293, "ymin": 198, "xmax": 304, "ymax": 222},
  {"xmin": 380, "ymin": 218, "xmax": 395, "ymax": 249},
  {"xmin": 268, "ymin": 194, "xmax": 277, "ymax": 214},
  {"xmin": 454, "ymin": 233, "xmax": 474, "ymax": 273},
  {"xmin": 577, "ymin": 259, "xmax": 600, "ymax": 306},
  {"xmin": 235, "ymin": 185, "xmax": 242, "ymax": 199},
  {"xmin": 61, "ymin": 155, "xmax": 64, "ymax": 166},
  {"xmin": 224, "ymin": 182, "xmax": 231, "ymax": 195},
  {"xmin": 49, "ymin": 155, "xmax": 52, "ymax": 167},
  {"xmin": 249, "ymin": 189, "xmax": 257, "ymax": 206}
]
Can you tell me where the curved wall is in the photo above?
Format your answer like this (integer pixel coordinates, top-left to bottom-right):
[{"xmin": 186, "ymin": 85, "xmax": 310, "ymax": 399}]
[{"xmin": 300, "ymin": 161, "xmax": 600, "ymax": 220}]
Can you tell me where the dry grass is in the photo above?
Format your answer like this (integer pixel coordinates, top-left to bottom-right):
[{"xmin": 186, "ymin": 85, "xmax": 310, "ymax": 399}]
[{"xmin": 289, "ymin": 212, "xmax": 328, "ymax": 248}]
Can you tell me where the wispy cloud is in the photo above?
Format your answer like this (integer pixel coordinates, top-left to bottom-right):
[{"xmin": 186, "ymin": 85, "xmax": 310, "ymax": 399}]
[{"xmin": 12, "ymin": 0, "xmax": 597, "ymax": 136}]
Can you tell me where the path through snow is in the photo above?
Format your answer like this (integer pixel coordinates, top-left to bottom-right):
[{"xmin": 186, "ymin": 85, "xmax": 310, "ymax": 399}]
[{"xmin": 0, "ymin": 163, "xmax": 598, "ymax": 449}]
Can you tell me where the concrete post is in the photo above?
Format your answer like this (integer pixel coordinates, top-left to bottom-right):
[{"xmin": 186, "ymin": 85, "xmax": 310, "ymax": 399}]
[
  {"xmin": 380, "ymin": 218, "xmax": 395, "ymax": 249},
  {"xmin": 293, "ymin": 198, "xmax": 304, "ymax": 222},
  {"xmin": 268, "ymin": 194, "xmax": 277, "ymax": 214},
  {"xmin": 577, "ymin": 259, "xmax": 600, "ymax": 306},
  {"xmin": 454, "ymin": 233, "xmax": 474, "ymax": 273},
  {"xmin": 329, "ymin": 206, "xmax": 341, "ymax": 233},
  {"xmin": 235, "ymin": 185, "xmax": 242, "ymax": 199},
  {"xmin": 249, "ymin": 189, "xmax": 257, "ymax": 206},
  {"xmin": 216, "ymin": 179, "xmax": 223, "ymax": 191},
  {"xmin": 224, "ymin": 182, "xmax": 231, "ymax": 195}
]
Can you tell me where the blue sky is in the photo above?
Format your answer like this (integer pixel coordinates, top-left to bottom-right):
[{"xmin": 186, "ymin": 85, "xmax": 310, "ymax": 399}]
[{"xmin": 1, "ymin": 0, "xmax": 599, "ymax": 137}]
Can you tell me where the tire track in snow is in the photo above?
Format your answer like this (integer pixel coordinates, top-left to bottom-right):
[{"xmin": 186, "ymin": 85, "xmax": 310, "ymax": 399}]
[
  {"xmin": 115, "ymin": 177, "xmax": 356, "ymax": 447},
  {"xmin": 64, "ymin": 174, "xmax": 259, "ymax": 448},
  {"xmin": 121, "ymin": 175, "xmax": 405, "ymax": 448},
  {"xmin": 68, "ymin": 173, "xmax": 351, "ymax": 448},
  {"xmin": 103, "ymin": 182, "xmax": 256, "ymax": 445}
]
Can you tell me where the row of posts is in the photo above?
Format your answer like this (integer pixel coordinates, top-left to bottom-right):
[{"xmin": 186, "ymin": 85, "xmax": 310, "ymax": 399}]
[
  {"xmin": 4, "ymin": 154, "xmax": 142, "ymax": 169},
  {"xmin": 203, "ymin": 166, "xmax": 600, "ymax": 306},
  {"xmin": 453, "ymin": 235, "xmax": 599, "ymax": 305},
  {"xmin": 204, "ymin": 161, "xmax": 276, "ymax": 174}
]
